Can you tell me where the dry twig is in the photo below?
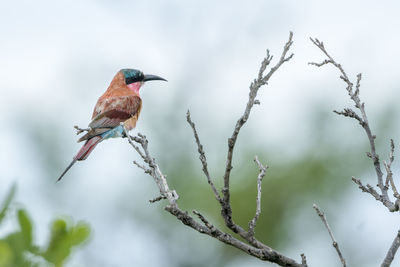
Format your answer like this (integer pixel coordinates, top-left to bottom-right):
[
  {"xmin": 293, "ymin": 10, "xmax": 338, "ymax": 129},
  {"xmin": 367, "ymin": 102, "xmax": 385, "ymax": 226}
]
[
  {"xmin": 313, "ymin": 204, "xmax": 346, "ymax": 267},
  {"xmin": 309, "ymin": 37, "xmax": 399, "ymax": 212},
  {"xmin": 382, "ymin": 231, "xmax": 400, "ymax": 267},
  {"xmin": 186, "ymin": 110, "xmax": 222, "ymax": 204},
  {"xmin": 149, "ymin": 195, "xmax": 167, "ymax": 203},
  {"xmin": 220, "ymin": 31, "xmax": 294, "ymax": 238},
  {"xmin": 248, "ymin": 156, "xmax": 268, "ymax": 237}
]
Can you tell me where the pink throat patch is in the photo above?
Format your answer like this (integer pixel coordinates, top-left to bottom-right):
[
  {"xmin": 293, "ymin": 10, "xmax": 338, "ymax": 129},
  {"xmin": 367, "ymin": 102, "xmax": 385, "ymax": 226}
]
[{"xmin": 127, "ymin": 82, "xmax": 142, "ymax": 94}]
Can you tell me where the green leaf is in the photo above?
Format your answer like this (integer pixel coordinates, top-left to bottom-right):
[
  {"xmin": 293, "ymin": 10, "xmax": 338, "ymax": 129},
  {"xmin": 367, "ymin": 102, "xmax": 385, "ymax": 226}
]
[
  {"xmin": 0, "ymin": 184, "xmax": 16, "ymax": 225},
  {"xmin": 0, "ymin": 185, "xmax": 91, "ymax": 267},
  {"xmin": 70, "ymin": 222, "xmax": 90, "ymax": 246},
  {"xmin": 0, "ymin": 240, "xmax": 13, "ymax": 267},
  {"xmin": 17, "ymin": 209, "xmax": 33, "ymax": 247},
  {"xmin": 43, "ymin": 219, "xmax": 68, "ymax": 265},
  {"xmin": 42, "ymin": 219, "xmax": 90, "ymax": 266},
  {"xmin": 4, "ymin": 232, "xmax": 28, "ymax": 267}
]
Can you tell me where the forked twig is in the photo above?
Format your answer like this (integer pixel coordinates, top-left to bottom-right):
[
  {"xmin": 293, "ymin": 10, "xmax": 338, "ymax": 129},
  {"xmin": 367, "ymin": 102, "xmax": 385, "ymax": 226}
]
[
  {"xmin": 220, "ymin": 31, "xmax": 294, "ymax": 237},
  {"xmin": 310, "ymin": 37, "xmax": 399, "ymax": 212}
]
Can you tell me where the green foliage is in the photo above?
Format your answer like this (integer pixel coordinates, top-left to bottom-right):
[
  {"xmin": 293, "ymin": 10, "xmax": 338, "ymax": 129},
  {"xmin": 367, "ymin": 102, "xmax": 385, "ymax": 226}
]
[
  {"xmin": 0, "ymin": 184, "xmax": 16, "ymax": 225},
  {"xmin": 0, "ymin": 185, "xmax": 91, "ymax": 267},
  {"xmin": 42, "ymin": 219, "xmax": 90, "ymax": 266}
]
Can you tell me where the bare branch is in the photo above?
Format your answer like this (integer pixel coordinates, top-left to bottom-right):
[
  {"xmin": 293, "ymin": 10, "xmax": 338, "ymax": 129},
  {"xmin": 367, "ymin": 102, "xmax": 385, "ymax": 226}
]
[
  {"xmin": 125, "ymin": 129, "xmax": 178, "ymax": 206},
  {"xmin": 186, "ymin": 110, "xmax": 222, "ymax": 204},
  {"xmin": 384, "ymin": 140, "xmax": 400, "ymax": 200},
  {"xmin": 308, "ymin": 59, "xmax": 334, "ymax": 67},
  {"xmin": 165, "ymin": 206, "xmax": 305, "ymax": 266},
  {"xmin": 257, "ymin": 49, "xmax": 272, "ymax": 81},
  {"xmin": 125, "ymin": 130, "xmax": 146, "ymax": 160},
  {"xmin": 381, "ymin": 230, "xmax": 400, "ymax": 267},
  {"xmin": 310, "ymin": 37, "xmax": 398, "ymax": 212},
  {"xmin": 193, "ymin": 210, "xmax": 218, "ymax": 231},
  {"xmin": 311, "ymin": 38, "xmax": 400, "ymax": 265},
  {"xmin": 191, "ymin": 209, "xmax": 304, "ymax": 265},
  {"xmin": 313, "ymin": 204, "xmax": 346, "ymax": 267},
  {"xmin": 333, "ymin": 108, "xmax": 364, "ymax": 126},
  {"xmin": 248, "ymin": 156, "xmax": 268, "ymax": 237},
  {"xmin": 149, "ymin": 195, "xmax": 167, "ymax": 203},
  {"xmin": 351, "ymin": 177, "xmax": 398, "ymax": 211},
  {"xmin": 127, "ymin": 132, "xmax": 307, "ymax": 266},
  {"xmin": 382, "ymin": 230, "xmax": 400, "ymax": 267},
  {"xmin": 221, "ymin": 31, "xmax": 294, "ymax": 235},
  {"xmin": 354, "ymin": 73, "xmax": 361, "ymax": 98},
  {"xmin": 133, "ymin": 160, "xmax": 151, "ymax": 174},
  {"xmin": 127, "ymin": 32, "xmax": 306, "ymax": 266}
]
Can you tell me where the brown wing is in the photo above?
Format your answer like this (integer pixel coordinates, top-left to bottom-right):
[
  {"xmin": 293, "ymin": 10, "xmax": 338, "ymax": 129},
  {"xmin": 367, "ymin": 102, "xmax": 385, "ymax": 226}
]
[{"xmin": 78, "ymin": 95, "xmax": 142, "ymax": 142}]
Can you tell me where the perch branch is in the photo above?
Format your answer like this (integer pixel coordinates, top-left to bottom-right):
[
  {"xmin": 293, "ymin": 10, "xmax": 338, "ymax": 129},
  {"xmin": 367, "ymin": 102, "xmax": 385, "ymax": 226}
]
[
  {"xmin": 128, "ymin": 32, "xmax": 306, "ymax": 266},
  {"xmin": 129, "ymin": 132, "xmax": 306, "ymax": 266}
]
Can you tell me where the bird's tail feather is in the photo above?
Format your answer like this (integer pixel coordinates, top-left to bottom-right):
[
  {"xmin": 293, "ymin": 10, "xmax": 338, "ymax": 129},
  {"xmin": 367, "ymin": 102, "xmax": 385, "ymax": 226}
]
[
  {"xmin": 56, "ymin": 136, "xmax": 102, "ymax": 182},
  {"xmin": 75, "ymin": 136, "xmax": 102, "ymax": 160},
  {"xmin": 57, "ymin": 158, "xmax": 77, "ymax": 182}
]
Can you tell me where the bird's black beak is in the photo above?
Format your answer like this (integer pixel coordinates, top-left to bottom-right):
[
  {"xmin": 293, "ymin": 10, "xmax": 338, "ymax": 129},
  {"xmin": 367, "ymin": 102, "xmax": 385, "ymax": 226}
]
[{"xmin": 143, "ymin": 74, "xmax": 167, "ymax": 82}]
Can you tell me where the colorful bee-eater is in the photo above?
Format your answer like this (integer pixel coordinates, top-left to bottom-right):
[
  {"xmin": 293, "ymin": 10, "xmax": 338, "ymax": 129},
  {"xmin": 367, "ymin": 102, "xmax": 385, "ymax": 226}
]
[{"xmin": 57, "ymin": 69, "xmax": 166, "ymax": 182}]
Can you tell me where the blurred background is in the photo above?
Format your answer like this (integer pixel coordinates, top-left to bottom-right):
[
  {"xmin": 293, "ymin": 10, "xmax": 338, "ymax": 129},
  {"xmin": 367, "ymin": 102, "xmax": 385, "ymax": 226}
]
[{"xmin": 1, "ymin": 0, "xmax": 400, "ymax": 266}]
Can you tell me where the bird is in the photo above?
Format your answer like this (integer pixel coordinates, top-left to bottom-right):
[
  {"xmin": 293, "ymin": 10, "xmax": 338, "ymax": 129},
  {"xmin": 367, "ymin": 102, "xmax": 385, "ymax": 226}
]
[{"xmin": 57, "ymin": 68, "xmax": 166, "ymax": 182}]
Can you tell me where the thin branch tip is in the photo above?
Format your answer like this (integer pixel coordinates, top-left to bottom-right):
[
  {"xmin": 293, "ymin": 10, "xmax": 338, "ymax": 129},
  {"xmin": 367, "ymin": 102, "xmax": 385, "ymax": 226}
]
[
  {"xmin": 149, "ymin": 195, "xmax": 167, "ymax": 203},
  {"xmin": 313, "ymin": 204, "xmax": 346, "ymax": 266}
]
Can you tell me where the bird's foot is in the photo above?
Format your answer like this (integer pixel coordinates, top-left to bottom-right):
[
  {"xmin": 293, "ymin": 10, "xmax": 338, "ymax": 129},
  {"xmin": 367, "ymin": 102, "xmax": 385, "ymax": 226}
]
[
  {"xmin": 120, "ymin": 122, "xmax": 129, "ymax": 138},
  {"xmin": 74, "ymin": 125, "xmax": 91, "ymax": 135}
]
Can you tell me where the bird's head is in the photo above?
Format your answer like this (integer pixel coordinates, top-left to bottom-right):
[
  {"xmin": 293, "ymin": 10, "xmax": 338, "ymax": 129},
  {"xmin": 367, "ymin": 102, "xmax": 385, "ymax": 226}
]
[{"xmin": 121, "ymin": 68, "xmax": 166, "ymax": 93}]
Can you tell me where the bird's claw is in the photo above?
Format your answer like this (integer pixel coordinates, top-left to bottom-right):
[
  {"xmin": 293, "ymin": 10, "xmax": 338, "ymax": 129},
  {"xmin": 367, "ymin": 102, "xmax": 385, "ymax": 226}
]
[
  {"xmin": 120, "ymin": 123, "xmax": 128, "ymax": 138},
  {"xmin": 74, "ymin": 125, "xmax": 91, "ymax": 135}
]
